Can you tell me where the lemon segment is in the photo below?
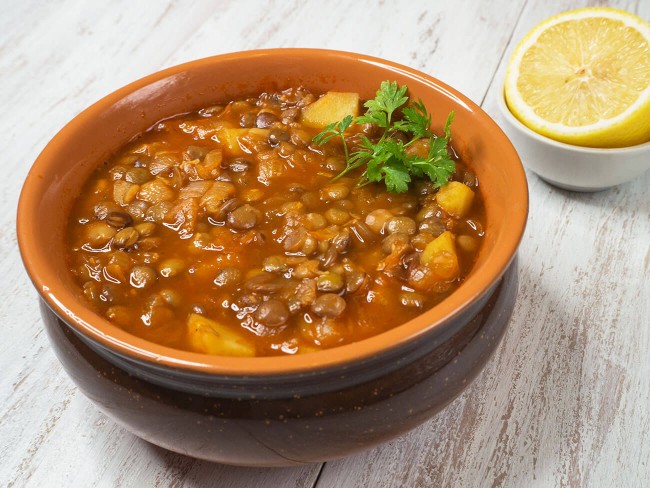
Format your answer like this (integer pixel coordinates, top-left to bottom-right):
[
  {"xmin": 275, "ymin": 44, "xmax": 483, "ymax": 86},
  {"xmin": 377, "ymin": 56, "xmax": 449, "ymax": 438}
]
[{"xmin": 505, "ymin": 8, "xmax": 650, "ymax": 148}]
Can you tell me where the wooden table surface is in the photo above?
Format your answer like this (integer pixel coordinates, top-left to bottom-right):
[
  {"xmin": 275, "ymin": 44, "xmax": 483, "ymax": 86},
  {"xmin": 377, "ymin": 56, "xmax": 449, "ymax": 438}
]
[{"xmin": 2, "ymin": 1, "xmax": 649, "ymax": 486}]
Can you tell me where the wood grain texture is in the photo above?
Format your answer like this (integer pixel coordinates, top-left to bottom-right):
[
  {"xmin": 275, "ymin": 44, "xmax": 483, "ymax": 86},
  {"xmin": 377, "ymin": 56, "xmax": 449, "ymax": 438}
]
[{"xmin": 1, "ymin": 0, "xmax": 648, "ymax": 487}]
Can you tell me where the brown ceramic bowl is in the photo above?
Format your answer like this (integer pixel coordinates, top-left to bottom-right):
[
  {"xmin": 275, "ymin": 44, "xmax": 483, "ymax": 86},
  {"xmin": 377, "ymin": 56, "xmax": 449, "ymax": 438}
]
[{"xmin": 17, "ymin": 49, "xmax": 528, "ymax": 466}]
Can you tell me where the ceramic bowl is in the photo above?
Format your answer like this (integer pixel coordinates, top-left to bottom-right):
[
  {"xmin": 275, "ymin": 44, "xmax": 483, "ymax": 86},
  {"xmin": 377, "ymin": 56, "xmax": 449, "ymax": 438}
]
[
  {"xmin": 496, "ymin": 87, "xmax": 650, "ymax": 192},
  {"xmin": 17, "ymin": 49, "xmax": 528, "ymax": 466}
]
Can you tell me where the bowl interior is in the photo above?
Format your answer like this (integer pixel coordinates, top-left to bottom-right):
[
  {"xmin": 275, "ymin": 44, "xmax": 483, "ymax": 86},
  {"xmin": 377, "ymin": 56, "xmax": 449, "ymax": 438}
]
[{"xmin": 18, "ymin": 49, "xmax": 528, "ymax": 375}]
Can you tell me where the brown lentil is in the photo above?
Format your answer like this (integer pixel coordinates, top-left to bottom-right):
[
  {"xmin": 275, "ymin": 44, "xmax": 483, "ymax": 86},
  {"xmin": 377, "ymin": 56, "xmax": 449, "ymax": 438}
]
[
  {"xmin": 112, "ymin": 227, "xmax": 140, "ymax": 249},
  {"xmin": 255, "ymin": 111, "xmax": 280, "ymax": 128},
  {"xmin": 365, "ymin": 209, "xmax": 393, "ymax": 234},
  {"xmin": 67, "ymin": 86, "xmax": 485, "ymax": 357},
  {"xmin": 84, "ymin": 221, "xmax": 117, "ymax": 247},
  {"xmin": 105, "ymin": 211, "xmax": 133, "ymax": 229},
  {"xmin": 255, "ymin": 300, "xmax": 290, "ymax": 326},
  {"xmin": 311, "ymin": 294, "xmax": 346, "ymax": 318},
  {"xmin": 158, "ymin": 258, "xmax": 186, "ymax": 278},
  {"xmin": 386, "ymin": 216, "xmax": 417, "ymax": 235},
  {"xmin": 227, "ymin": 204, "xmax": 259, "ymax": 230},
  {"xmin": 316, "ymin": 272, "xmax": 345, "ymax": 292},
  {"xmin": 324, "ymin": 208, "xmax": 350, "ymax": 225}
]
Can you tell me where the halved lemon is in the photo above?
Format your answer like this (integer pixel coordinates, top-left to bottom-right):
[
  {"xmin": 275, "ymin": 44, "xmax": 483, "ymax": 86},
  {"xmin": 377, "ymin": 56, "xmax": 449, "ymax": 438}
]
[{"xmin": 505, "ymin": 8, "xmax": 650, "ymax": 148}]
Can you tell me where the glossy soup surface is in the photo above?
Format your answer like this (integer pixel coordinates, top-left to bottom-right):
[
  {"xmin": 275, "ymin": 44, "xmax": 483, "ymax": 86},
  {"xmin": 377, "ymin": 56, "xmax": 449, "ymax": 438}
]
[{"xmin": 67, "ymin": 87, "xmax": 485, "ymax": 357}]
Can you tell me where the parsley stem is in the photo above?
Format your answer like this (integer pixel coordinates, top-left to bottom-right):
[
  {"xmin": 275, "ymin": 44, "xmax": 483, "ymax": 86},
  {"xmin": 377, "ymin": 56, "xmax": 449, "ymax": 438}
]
[{"xmin": 340, "ymin": 133, "xmax": 349, "ymax": 163}]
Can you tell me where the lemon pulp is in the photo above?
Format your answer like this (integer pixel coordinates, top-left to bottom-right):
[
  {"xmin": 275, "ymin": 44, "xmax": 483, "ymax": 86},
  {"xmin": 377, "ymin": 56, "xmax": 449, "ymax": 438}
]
[{"xmin": 505, "ymin": 8, "xmax": 650, "ymax": 148}]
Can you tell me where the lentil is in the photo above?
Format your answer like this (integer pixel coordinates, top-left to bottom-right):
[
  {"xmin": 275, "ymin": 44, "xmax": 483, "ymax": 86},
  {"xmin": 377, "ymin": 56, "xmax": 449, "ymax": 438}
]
[
  {"xmin": 312, "ymin": 294, "xmax": 346, "ymax": 318},
  {"xmin": 255, "ymin": 300, "xmax": 290, "ymax": 326},
  {"xmin": 105, "ymin": 211, "xmax": 133, "ymax": 229},
  {"xmin": 386, "ymin": 216, "xmax": 417, "ymax": 235},
  {"xmin": 67, "ymin": 86, "xmax": 485, "ymax": 357},
  {"xmin": 112, "ymin": 227, "xmax": 140, "ymax": 249},
  {"xmin": 365, "ymin": 209, "xmax": 393, "ymax": 233},
  {"xmin": 158, "ymin": 258, "xmax": 186, "ymax": 278},
  {"xmin": 316, "ymin": 272, "xmax": 345, "ymax": 292},
  {"xmin": 227, "ymin": 204, "xmax": 259, "ymax": 230}
]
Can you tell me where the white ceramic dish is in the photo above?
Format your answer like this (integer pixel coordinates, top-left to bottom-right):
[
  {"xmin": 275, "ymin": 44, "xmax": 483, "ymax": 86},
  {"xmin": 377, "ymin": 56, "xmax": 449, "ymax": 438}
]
[{"xmin": 496, "ymin": 86, "xmax": 650, "ymax": 192}]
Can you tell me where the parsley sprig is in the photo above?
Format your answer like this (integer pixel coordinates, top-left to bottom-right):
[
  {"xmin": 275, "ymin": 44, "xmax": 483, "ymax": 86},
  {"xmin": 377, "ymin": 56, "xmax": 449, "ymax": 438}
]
[{"xmin": 313, "ymin": 81, "xmax": 456, "ymax": 193}]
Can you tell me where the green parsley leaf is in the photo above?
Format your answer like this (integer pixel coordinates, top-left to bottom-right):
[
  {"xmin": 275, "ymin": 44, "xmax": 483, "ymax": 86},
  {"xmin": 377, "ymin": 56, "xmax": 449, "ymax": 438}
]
[
  {"xmin": 355, "ymin": 110, "xmax": 388, "ymax": 129},
  {"xmin": 420, "ymin": 134, "xmax": 456, "ymax": 187},
  {"xmin": 443, "ymin": 111, "xmax": 455, "ymax": 140},
  {"xmin": 312, "ymin": 115, "xmax": 353, "ymax": 160},
  {"xmin": 382, "ymin": 159, "xmax": 411, "ymax": 193},
  {"xmin": 313, "ymin": 82, "xmax": 456, "ymax": 193},
  {"xmin": 355, "ymin": 81, "xmax": 408, "ymax": 130},
  {"xmin": 401, "ymin": 99, "xmax": 432, "ymax": 139}
]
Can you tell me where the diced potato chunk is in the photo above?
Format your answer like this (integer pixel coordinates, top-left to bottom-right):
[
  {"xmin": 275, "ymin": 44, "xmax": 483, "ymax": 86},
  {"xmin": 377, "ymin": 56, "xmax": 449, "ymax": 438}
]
[
  {"xmin": 436, "ymin": 181, "xmax": 475, "ymax": 218},
  {"xmin": 187, "ymin": 313, "xmax": 255, "ymax": 356},
  {"xmin": 420, "ymin": 231, "xmax": 460, "ymax": 281},
  {"xmin": 301, "ymin": 92, "xmax": 360, "ymax": 129},
  {"xmin": 216, "ymin": 128, "xmax": 270, "ymax": 156},
  {"xmin": 138, "ymin": 179, "xmax": 175, "ymax": 203}
]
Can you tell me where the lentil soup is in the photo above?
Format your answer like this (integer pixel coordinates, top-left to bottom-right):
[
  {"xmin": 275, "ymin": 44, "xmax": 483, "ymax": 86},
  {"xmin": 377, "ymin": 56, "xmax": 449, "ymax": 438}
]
[{"xmin": 66, "ymin": 86, "xmax": 485, "ymax": 357}]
